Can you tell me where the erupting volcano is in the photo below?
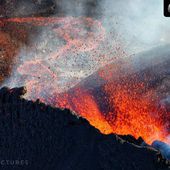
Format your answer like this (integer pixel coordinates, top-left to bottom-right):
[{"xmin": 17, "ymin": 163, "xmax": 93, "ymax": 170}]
[
  {"xmin": 55, "ymin": 60, "xmax": 170, "ymax": 145},
  {"xmin": 0, "ymin": 16, "xmax": 170, "ymax": 147}
]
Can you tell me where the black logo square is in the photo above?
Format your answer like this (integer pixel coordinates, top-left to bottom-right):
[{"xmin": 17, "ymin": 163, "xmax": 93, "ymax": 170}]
[{"xmin": 164, "ymin": 0, "xmax": 170, "ymax": 17}]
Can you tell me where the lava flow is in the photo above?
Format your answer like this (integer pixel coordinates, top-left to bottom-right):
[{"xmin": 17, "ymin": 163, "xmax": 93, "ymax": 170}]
[{"xmin": 0, "ymin": 17, "xmax": 170, "ymax": 145}]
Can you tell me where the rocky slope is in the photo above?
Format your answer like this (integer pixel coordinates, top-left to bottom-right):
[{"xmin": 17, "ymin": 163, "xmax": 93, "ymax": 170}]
[{"xmin": 0, "ymin": 86, "xmax": 168, "ymax": 170}]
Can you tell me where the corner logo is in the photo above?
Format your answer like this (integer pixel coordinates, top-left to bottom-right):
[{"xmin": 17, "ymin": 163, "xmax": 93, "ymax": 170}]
[{"xmin": 164, "ymin": 0, "xmax": 170, "ymax": 16}]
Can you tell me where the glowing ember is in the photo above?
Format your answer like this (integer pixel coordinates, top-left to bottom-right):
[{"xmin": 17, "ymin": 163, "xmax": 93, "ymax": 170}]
[
  {"xmin": 0, "ymin": 17, "xmax": 169, "ymax": 145},
  {"xmin": 1, "ymin": 16, "xmax": 106, "ymax": 94}
]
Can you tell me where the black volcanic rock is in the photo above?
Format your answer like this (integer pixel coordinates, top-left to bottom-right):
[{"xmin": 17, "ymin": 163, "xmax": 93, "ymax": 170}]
[
  {"xmin": 118, "ymin": 135, "xmax": 146, "ymax": 146},
  {"xmin": 0, "ymin": 87, "xmax": 168, "ymax": 170}
]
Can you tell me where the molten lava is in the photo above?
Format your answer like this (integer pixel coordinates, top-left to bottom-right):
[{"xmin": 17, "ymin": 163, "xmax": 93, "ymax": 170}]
[
  {"xmin": 0, "ymin": 17, "xmax": 169, "ymax": 145},
  {"xmin": 103, "ymin": 79, "xmax": 169, "ymax": 144}
]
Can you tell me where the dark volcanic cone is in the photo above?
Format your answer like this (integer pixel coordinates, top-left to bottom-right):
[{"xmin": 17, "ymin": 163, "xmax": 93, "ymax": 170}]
[{"xmin": 0, "ymin": 86, "xmax": 168, "ymax": 170}]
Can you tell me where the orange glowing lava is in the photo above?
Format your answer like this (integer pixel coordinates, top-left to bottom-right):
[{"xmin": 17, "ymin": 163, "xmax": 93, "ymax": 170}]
[
  {"xmin": 103, "ymin": 79, "xmax": 168, "ymax": 144},
  {"xmin": 55, "ymin": 74, "xmax": 169, "ymax": 144},
  {"xmin": 56, "ymin": 88, "xmax": 113, "ymax": 134}
]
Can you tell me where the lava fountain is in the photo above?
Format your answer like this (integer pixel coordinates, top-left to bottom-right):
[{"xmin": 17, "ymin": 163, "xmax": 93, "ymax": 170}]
[
  {"xmin": 55, "ymin": 61, "xmax": 170, "ymax": 145},
  {"xmin": 0, "ymin": 17, "xmax": 170, "ymax": 145}
]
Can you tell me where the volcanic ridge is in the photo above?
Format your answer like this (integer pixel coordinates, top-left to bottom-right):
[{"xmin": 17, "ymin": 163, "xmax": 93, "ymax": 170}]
[{"xmin": 0, "ymin": 86, "xmax": 169, "ymax": 170}]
